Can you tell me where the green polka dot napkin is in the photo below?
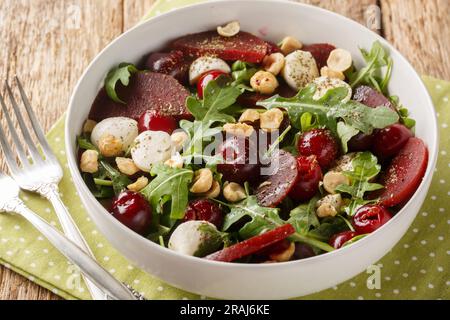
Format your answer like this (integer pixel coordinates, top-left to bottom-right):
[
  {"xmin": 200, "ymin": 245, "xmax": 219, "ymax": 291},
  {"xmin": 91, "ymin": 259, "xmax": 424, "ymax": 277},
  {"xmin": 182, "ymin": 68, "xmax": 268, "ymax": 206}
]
[{"xmin": 0, "ymin": 0, "xmax": 449, "ymax": 300}]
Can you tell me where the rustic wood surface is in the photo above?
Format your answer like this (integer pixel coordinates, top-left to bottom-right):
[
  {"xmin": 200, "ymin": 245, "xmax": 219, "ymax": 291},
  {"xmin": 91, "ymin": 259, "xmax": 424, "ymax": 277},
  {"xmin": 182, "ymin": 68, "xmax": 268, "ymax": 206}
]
[{"xmin": 0, "ymin": 0, "xmax": 448, "ymax": 300}]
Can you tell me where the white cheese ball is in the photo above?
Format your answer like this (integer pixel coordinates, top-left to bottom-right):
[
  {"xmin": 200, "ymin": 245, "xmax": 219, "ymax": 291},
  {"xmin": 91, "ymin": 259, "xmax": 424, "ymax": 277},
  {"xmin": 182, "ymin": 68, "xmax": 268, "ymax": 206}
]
[
  {"xmin": 282, "ymin": 50, "xmax": 319, "ymax": 90},
  {"xmin": 168, "ymin": 221, "xmax": 222, "ymax": 257},
  {"xmin": 189, "ymin": 56, "xmax": 231, "ymax": 84},
  {"xmin": 312, "ymin": 76, "xmax": 352, "ymax": 102},
  {"xmin": 131, "ymin": 130, "xmax": 173, "ymax": 172},
  {"xmin": 91, "ymin": 117, "xmax": 138, "ymax": 152}
]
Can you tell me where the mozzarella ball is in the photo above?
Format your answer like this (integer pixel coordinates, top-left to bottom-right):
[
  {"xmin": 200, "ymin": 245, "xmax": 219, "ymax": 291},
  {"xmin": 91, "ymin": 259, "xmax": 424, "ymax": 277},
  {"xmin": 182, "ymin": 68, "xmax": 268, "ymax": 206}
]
[
  {"xmin": 282, "ymin": 50, "xmax": 319, "ymax": 90},
  {"xmin": 131, "ymin": 131, "xmax": 173, "ymax": 172},
  {"xmin": 189, "ymin": 56, "xmax": 231, "ymax": 84},
  {"xmin": 91, "ymin": 117, "xmax": 138, "ymax": 152},
  {"xmin": 312, "ymin": 76, "xmax": 352, "ymax": 102}
]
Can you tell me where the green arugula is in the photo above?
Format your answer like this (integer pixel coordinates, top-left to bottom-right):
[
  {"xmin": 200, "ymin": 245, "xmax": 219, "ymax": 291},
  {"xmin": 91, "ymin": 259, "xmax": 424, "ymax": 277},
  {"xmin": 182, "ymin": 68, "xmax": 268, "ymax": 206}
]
[
  {"xmin": 99, "ymin": 160, "xmax": 131, "ymax": 196},
  {"xmin": 105, "ymin": 62, "xmax": 138, "ymax": 104},
  {"xmin": 140, "ymin": 164, "xmax": 194, "ymax": 219},
  {"xmin": 77, "ymin": 135, "xmax": 97, "ymax": 151},
  {"xmin": 287, "ymin": 197, "xmax": 320, "ymax": 235},
  {"xmin": 347, "ymin": 41, "xmax": 393, "ymax": 95},
  {"xmin": 337, "ymin": 121, "xmax": 359, "ymax": 153},
  {"xmin": 230, "ymin": 60, "xmax": 257, "ymax": 91},
  {"xmin": 221, "ymin": 196, "xmax": 334, "ymax": 252},
  {"xmin": 182, "ymin": 79, "xmax": 242, "ymax": 160},
  {"xmin": 308, "ymin": 216, "xmax": 350, "ymax": 242},
  {"xmin": 257, "ymin": 85, "xmax": 399, "ymax": 137},
  {"xmin": 335, "ymin": 152, "xmax": 384, "ymax": 215},
  {"xmin": 390, "ymin": 95, "xmax": 416, "ymax": 129}
]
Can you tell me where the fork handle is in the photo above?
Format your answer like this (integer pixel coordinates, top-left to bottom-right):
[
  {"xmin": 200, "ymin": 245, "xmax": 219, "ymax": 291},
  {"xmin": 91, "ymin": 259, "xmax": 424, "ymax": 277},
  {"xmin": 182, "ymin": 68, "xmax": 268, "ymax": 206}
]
[
  {"xmin": 45, "ymin": 187, "xmax": 135, "ymax": 300},
  {"xmin": 14, "ymin": 201, "xmax": 136, "ymax": 300}
]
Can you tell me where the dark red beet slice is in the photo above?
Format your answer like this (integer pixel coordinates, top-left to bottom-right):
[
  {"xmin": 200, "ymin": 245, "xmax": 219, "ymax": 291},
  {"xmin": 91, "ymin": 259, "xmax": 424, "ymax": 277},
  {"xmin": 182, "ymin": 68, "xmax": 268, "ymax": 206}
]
[
  {"xmin": 89, "ymin": 72, "xmax": 191, "ymax": 122},
  {"xmin": 353, "ymin": 85, "xmax": 394, "ymax": 110},
  {"xmin": 171, "ymin": 31, "xmax": 268, "ymax": 63},
  {"xmin": 379, "ymin": 138, "xmax": 428, "ymax": 207},
  {"xmin": 205, "ymin": 224, "xmax": 295, "ymax": 262},
  {"xmin": 302, "ymin": 43, "xmax": 336, "ymax": 69},
  {"xmin": 256, "ymin": 150, "xmax": 299, "ymax": 207},
  {"xmin": 266, "ymin": 41, "xmax": 281, "ymax": 54}
]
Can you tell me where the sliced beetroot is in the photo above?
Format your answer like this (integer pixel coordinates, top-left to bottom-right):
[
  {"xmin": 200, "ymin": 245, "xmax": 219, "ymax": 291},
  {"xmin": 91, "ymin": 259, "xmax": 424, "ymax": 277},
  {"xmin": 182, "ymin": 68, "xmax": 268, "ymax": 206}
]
[
  {"xmin": 256, "ymin": 150, "xmax": 299, "ymax": 207},
  {"xmin": 171, "ymin": 31, "xmax": 268, "ymax": 63},
  {"xmin": 266, "ymin": 41, "xmax": 281, "ymax": 54},
  {"xmin": 205, "ymin": 224, "xmax": 295, "ymax": 262},
  {"xmin": 89, "ymin": 72, "xmax": 191, "ymax": 122},
  {"xmin": 353, "ymin": 85, "xmax": 394, "ymax": 110},
  {"xmin": 302, "ymin": 43, "xmax": 336, "ymax": 69},
  {"xmin": 144, "ymin": 50, "xmax": 191, "ymax": 84},
  {"xmin": 379, "ymin": 138, "xmax": 428, "ymax": 207}
]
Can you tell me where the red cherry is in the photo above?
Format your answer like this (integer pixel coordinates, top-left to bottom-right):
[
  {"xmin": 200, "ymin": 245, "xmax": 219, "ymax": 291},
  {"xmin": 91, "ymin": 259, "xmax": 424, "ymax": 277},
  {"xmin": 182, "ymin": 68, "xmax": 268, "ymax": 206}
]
[
  {"xmin": 197, "ymin": 70, "xmax": 229, "ymax": 98},
  {"xmin": 216, "ymin": 136, "xmax": 260, "ymax": 184},
  {"xmin": 297, "ymin": 129, "xmax": 339, "ymax": 169},
  {"xmin": 145, "ymin": 50, "xmax": 190, "ymax": 84},
  {"xmin": 372, "ymin": 124, "xmax": 413, "ymax": 159},
  {"xmin": 138, "ymin": 109, "xmax": 177, "ymax": 134},
  {"xmin": 352, "ymin": 205, "xmax": 392, "ymax": 234},
  {"xmin": 294, "ymin": 243, "xmax": 316, "ymax": 259},
  {"xmin": 329, "ymin": 231, "xmax": 358, "ymax": 249},
  {"xmin": 289, "ymin": 155, "xmax": 323, "ymax": 202},
  {"xmin": 183, "ymin": 199, "xmax": 224, "ymax": 228},
  {"xmin": 348, "ymin": 132, "xmax": 375, "ymax": 152},
  {"xmin": 111, "ymin": 191, "xmax": 152, "ymax": 235}
]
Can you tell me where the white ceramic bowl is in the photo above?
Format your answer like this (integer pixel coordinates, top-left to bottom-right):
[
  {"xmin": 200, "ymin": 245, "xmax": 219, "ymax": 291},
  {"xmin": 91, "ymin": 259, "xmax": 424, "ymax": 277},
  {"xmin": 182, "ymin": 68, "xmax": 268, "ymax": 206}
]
[{"xmin": 66, "ymin": 0, "xmax": 438, "ymax": 299}]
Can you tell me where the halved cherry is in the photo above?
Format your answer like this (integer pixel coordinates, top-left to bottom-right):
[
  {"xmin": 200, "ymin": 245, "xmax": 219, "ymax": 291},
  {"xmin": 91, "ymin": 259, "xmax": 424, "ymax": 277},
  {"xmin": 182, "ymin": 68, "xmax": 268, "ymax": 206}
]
[
  {"xmin": 329, "ymin": 231, "xmax": 358, "ymax": 249},
  {"xmin": 111, "ymin": 191, "xmax": 152, "ymax": 235},
  {"xmin": 372, "ymin": 124, "xmax": 413, "ymax": 159},
  {"xmin": 197, "ymin": 70, "xmax": 229, "ymax": 98},
  {"xmin": 288, "ymin": 155, "xmax": 323, "ymax": 202},
  {"xmin": 352, "ymin": 205, "xmax": 392, "ymax": 234},
  {"xmin": 183, "ymin": 199, "xmax": 224, "ymax": 229},
  {"xmin": 138, "ymin": 109, "xmax": 177, "ymax": 134},
  {"xmin": 297, "ymin": 129, "xmax": 339, "ymax": 169},
  {"xmin": 379, "ymin": 137, "xmax": 428, "ymax": 207}
]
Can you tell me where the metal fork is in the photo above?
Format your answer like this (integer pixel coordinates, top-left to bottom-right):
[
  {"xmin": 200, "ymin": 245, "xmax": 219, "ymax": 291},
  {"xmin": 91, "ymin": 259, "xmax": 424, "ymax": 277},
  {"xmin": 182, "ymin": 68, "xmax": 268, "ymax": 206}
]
[
  {"xmin": 0, "ymin": 172, "xmax": 136, "ymax": 299},
  {"xmin": 0, "ymin": 77, "xmax": 136, "ymax": 300}
]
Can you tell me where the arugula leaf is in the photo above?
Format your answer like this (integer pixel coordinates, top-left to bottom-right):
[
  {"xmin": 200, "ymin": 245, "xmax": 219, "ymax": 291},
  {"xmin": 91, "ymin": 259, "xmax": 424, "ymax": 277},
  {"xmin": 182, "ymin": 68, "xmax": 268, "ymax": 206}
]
[
  {"xmin": 348, "ymin": 41, "xmax": 393, "ymax": 95},
  {"xmin": 337, "ymin": 121, "xmax": 359, "ymax": 153},
  {"xmin": 287, "ymin": 197, "xmax": 320, "ymax": 235},
  {"xmin": 140, "ymin": 164, "xmax": 194, "ymax": 219},
  {"xmin": 77, "ymin": 135, "xmax": 97, "ymax": 151},
  {"xmin": 342, "ymin": 234, "xmax": 368, "ymax": 247},
  {"xmin": 308, "ymin": 216, "xmax": 349, "ymax": 242},
  {"xmin": 231, "ymin": 60, "xmax": 257, "ymax": 90},
  {"xmin": 390, "ymin": 96, "xmax": 416, "ymax": 129},
  {"xmin": 221, "ymin": 196, "xmax": 334, "ymax": 252},
  {"xmin": 300, "ymin": 112, "xmax": 319, "ymax": 132},
  {"xmin": 258, "ymin": 85, "xmax": 399, "ymax": 135},
  {"xmin": 105, "ymin": 63, "xmax": 138, "ymax": 104},
  {"xmin": 182, "ymin": 79, "xmax": 242, "ymax": 160},
  {"xmin": 99, "ymin": 160, "xmax": 131, "ymax": 196},
  {"xmin": 335, "ymin": 152, "xmax": 384, "ymax": 215}
]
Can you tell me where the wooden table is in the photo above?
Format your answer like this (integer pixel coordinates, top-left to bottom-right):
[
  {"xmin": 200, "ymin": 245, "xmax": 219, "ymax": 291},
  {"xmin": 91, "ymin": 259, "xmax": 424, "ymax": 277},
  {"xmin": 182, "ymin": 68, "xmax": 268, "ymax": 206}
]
[{"xmin": 0, "ymin": 0, "xmax": 449, "ymax": 300}]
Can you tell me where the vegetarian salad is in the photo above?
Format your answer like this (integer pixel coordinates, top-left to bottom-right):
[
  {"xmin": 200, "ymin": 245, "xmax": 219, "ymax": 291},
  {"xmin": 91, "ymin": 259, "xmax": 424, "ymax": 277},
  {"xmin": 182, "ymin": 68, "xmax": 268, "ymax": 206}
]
[{"xmin": 78, "ymin": 21, "xmax": 428, "ymax": 263}]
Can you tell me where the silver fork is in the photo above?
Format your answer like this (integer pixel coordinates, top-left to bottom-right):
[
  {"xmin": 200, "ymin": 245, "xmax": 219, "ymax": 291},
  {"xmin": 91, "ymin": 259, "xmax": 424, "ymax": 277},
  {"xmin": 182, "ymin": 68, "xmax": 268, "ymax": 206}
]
[
  {"xmin": 0, "ymin": 172, "xmax": 136, "ymax": 299},
  {"xmin": 0, "ymin": 77, "xmax": 136, "ymax": 300}
]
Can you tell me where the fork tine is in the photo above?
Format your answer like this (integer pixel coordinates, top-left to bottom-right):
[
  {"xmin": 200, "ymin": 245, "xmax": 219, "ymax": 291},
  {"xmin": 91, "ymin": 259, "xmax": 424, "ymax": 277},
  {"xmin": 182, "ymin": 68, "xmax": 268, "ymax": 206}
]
[
  {"xmin": 15, "ymin": 77, "xmax": 55, "ymax": 161},
  {"xmin": 4, "ymin": 80, "xmax": 42, "ymax": 163},
  {"xmin": 0, "ymin": 117, "xmax": 21, "ymax": 176},
  {"xmin": 0, "ymin": 93, "xmax": 30, "ymax": 166}
]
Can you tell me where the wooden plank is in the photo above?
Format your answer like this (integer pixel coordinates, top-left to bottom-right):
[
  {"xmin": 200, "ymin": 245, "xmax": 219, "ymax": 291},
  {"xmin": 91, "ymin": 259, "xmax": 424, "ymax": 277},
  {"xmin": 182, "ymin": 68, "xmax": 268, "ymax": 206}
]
[
  {"xmin": 0, "ymin": 0, "xmax": 123, "ymax": 300},
  {"xmin": 123, "ymin": 0, "xmax": 157, "ymax": 30},
  {"xmin": 381, "ymin": 0, "xmax": 450, "ymax": 80}
]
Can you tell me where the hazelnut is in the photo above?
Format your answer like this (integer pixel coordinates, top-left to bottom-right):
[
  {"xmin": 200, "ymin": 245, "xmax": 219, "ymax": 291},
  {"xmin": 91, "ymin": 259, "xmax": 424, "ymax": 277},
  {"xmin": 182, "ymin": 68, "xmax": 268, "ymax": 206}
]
[
  {"xmin": 127, "ymin": 176, "xmax": 149, "ymax": 192},
  {"xmin": 80, "ymin": 150, "xmax": 99, "ymax": 173},
  {"xmin": 279, "ymin": 36, "xmax": 303, "ymax": 55},
  {"xmin": 223, "ymin": 122, "xmax": 255, "ymax": 137},
  {"xmin": 217, "ymin": 21, "xmax": 240, "ymax": 37},
  {"xmin": 263, "ymin": 53, "xmax": 285, "ymax": 76},
  {"xmin": 320, "ymin": 66, "xmax": 345, "ymax": 80},
  {"xmin": 190, "ymin": 168, "xmax": 213, "ymax": 193},
  {"xmin": 269, "ymin": 242, "xmax": 295, "ymax": 262},
  {"xmin": 323, "ymin": 171, "xmax": 350, "ymax": 194},
  {"xmin": 115, "ymin": 157, "xmax": 140, "ymax": 176},
  {"xmin": 260, "ymin": 108, "xmax": 284, "ymax": 132},
  {"xmin": 223, "ymin": 182, "xmax": 246, "ymax": 202},
  {"xmin": 200, "ymin": 180, "xmax": 221, "ymax": 199},
  {"xmin": 238, "ymin": 109, "xmax": 260, "ymax": 123},
  {"xmin": 327, "ymin": 48, "xmax": 352, "ymax": 72},
  {"xmin": 82, "ymin": 119, "xmax": 97, "ymax": 133},
  {"xmin": 98, "ymin": 133, "xmax": 123, "ymax": 157},
  {"xmin": 250, "ymin": 70, "xmax": 279, "ymax": 95},
  {"xmin": 171, "ymin": 131, "xmax": 189, "ymax": 152}
]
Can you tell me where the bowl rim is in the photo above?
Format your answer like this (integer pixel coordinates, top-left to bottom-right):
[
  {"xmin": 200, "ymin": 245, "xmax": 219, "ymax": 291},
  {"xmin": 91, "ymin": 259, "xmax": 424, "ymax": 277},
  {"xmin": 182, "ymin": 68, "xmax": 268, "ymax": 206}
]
[{"xmin": 65, "ymin": 0, "xmax": 439, "ymax": 270}]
